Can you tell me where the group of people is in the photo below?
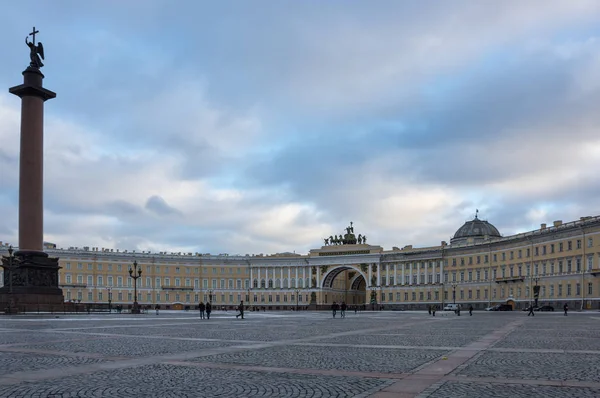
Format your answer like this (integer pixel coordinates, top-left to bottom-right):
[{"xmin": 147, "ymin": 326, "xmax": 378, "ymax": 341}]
[
  {"xmin": 196, "ymin": 301, "xmax": 213, "ymax": 319},
  {"xmin": 331, "ymin": 301, "xmax": 348, "ymax": 318}
]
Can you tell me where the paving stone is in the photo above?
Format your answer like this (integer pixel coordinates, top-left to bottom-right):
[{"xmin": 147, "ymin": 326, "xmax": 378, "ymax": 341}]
[
  {"xmin": 18, "ymin": 336, "xmax": 235, "ymax": 357},
  {"xmin": 422, "ymin": 381, "xmax": 600, "ymax": 398},
  {"xmin": 456, "ymin": 351, "xmax": 600, "ymax": 382},
  {"xmin": 0, "ymin": 352, "xmax": 108, "ymax": 376},
  {"xmin": 191, "ymin": 345, "xmax": 448, "ymax": 373},
  {"xmin": 0, "ymin": 363, "xmax": 394, "ymax": 398}
]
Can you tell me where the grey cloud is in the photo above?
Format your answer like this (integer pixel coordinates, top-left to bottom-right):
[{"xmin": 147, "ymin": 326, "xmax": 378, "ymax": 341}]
[{"xmin": 145, "ymin": 195, "xmax": 181, "ymax": 217}]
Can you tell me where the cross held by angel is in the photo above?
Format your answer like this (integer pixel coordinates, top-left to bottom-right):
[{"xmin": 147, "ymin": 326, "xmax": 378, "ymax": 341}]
[{"xmin": 26, "ymin": 27, "xmax": 44, "ymax": 68}]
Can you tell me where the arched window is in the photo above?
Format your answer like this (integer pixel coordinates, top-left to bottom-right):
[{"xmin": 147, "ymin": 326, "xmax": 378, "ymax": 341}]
[
  {"xmin": 268, "ymin": 279, "xmax": 273, "ymax": 288},
  {"xmin": 299, "ymin": 278, "xmax": 304, "ymax": 288},
  {"xmin": 260, "ymin": 279, "xmax": 266, "ymax": 288},
  {"xmin": 283, "ymin": 278, "xmax": 288, "ymax": 288},
  {"xmin": 253, "ymin": 279, "xmax": 258, "ymax": 288},
  {"xmin": 306, "ymin": 278, "xmax": 310, "ymax": 288},
  {"xmin": 275, "ymin": 279, "xmax": 281, "ymax": 288},
  {"xmin": 290, "ymin": 278, "xmax": 295, "ymax": 288}
]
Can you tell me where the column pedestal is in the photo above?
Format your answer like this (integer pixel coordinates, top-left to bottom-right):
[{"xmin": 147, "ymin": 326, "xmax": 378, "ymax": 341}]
[{"xmin": 0, "ymin": 251, "xmax": 63, "ymax": 313}]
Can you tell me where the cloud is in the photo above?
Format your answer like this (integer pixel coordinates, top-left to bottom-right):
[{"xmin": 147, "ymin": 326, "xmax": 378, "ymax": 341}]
[
  {"xmin": 145, "ymin": 195, "xmax": 181, "ymax": 216},
  {"xmin": 2, "ymin": 2, "xmax": 600, "ymax": 255}
]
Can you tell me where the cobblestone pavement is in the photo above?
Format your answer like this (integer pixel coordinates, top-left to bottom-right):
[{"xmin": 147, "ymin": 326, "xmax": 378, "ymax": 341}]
[{"xmin": 0, "ymin": 311, "xmax": 599, "ymax": 397}]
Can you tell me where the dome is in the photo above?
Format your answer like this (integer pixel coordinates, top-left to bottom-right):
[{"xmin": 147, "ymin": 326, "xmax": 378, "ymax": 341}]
[{"xmin": 451, "ymin": 215, "xmax": 501, "ymax": 244}]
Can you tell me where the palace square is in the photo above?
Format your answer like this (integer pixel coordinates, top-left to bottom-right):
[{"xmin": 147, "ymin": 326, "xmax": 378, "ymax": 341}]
[{"xmin": 0, "ymin": 311, "xmax": 599, "ymax": 397}]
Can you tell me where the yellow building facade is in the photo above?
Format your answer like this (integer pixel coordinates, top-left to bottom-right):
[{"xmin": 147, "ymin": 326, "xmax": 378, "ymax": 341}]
[{"xmin": 1, "ymin": 215, "xmax": 599, "ymax": 310}]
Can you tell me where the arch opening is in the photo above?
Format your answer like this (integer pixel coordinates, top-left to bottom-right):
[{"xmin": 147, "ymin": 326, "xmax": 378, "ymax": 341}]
[{"xmin": 321, "ymin": 266, "xmax": 367, "ymax": 305}]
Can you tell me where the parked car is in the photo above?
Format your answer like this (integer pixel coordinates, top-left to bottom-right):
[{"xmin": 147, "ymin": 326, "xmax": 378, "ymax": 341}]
[
  {"xmin": 535, "ymin": 305, "xmax": 554, "ymax": 312},
  {"xmin": 443, "ymin": 303, "xmax": 460, "ymax": 311},
  {"xmin": 487, "ymin": 304, "xmax": 512, "ymax": 311}
]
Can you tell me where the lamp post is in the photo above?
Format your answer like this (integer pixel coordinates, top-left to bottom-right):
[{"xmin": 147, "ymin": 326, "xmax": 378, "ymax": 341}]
[
  {"xmin": 370, "ymin": 286, "xmax": 377, "ymax": 310},
  {"xmin": 295, "ymin": 288, "xmax": 299, "ymax": 311},
  {"xmin": 452, "ymin": 283, "xmax": 457, "ymax": 304},
  {"xmin": 532, "ymin": 276, "xmax": 540, "ymax": 308},
  {"xmin": 208, "ymin": 289, "xmax": 213, "ymax": 304},
  {"xmin": 107, "ymin": 287, "xmax": 112, "ymax": 313},
  {"xmin": 4, "ymin": 245, "xmax": 17, "ymax": 314},
  {"xmin": 128, "ymin": 260, "xmax": 142, "ymax": 314}
]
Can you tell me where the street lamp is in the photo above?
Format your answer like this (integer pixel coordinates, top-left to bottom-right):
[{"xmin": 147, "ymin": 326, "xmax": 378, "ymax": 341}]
[
  {"xmin": 4, "ymin": 245, "xmax": 17, "ymax": 314},
  {"xmin": 452, "ymin": 283, "xmax": 458, "ymax": 304},
  {"xmin": 370, "ymin": 286, "xmax": 377, "ymax": 310},
  {"xmin": 106, "ymin": 287, "xmax": 112, "ymax": 313},
  {"xmin": 532, "ymin": 276, "xmax": 540, "ymax": 308},
  {"xmin": 208, "ymin": 290, "xmax": 213, "ymax": 304},
  {"xmin": 128, "ymin": 260, "xmax": 142, "ymax": 314},
  {"xmin": 295, "ymin": 288, "xmax": 299, "ymax": 311}
]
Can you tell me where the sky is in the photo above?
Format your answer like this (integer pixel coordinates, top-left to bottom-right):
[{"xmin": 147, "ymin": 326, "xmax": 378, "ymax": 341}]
[{"xmin": 1, "ymin": 1, "xmax": 600, "ymax": 255}]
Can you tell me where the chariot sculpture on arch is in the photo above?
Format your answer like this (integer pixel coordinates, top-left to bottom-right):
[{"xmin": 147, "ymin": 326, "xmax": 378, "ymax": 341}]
[{"xmin": 323, "ymin": 221, "xmax": 365, "ymax": 245}]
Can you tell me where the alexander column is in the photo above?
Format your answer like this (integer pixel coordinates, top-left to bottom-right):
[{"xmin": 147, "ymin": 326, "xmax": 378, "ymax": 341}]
[{"xmin": 0, "ymin": 27, "xmax": 63, "ymax": 313}]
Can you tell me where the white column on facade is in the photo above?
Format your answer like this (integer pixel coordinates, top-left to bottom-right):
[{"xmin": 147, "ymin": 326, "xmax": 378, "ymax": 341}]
[
  {"xmin": 288, "ymin": 267, "xmax": 291, "ymax": 286},
  {"xmin": 250, "ymin": 266, "xmax": 253, "ymax": 286},
  {"xmin": 409, "ymin": 264, "xmax": 413, "ymax": 285},
  {"xmin": 439, "ymin": 260, "xmax": 444, "ymax": 283},
  {"xmin": 401, "ymin": 263, "xmax": 404, "ymax": 285},
  {"xmin": 368, "ymin": 265, "xmax": 372, "ymax": 287},
  {"xmin": 316, "ymin": 265, "xmax": 320, "ymax": 288},
  {"xmin": 295, "ymin": 267, "xmax": 299, "ymax": 288},
  {"xmin": 377, "ymin": 262, "xmax": 381, "ymax": 286}
]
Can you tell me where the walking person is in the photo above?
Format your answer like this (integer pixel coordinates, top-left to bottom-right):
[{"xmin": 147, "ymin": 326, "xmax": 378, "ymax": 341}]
[
  {"xmin": 236, "ymin": 300, "xmax": 245, "ymax": 319},
  {"xmin": 206, "ymin": 301, "xmax": 212, "ymax": 320},
  {"xmin": 428, "ymin": 305, "xmax": 432, "ymax": 315},
  {"xmin": 563, "ymin": 303, "xmax": 569, "ymax": 316},
  {"xmin": 331, "ymin": 301, "xmax": 338, "ymax": 318},
  {"xmin": 432, "ymin": 305, "xmax": 436, "ymax": 317},
  {"xmin": 155, "ymin": 304, "xmax": 159, "ymax": 315},
  {"xmin": 198, "ymin": 301, "xmax": 205, "ymax": 319},
  {"xmin": 469, "ymin": 305, "xmax": 473, "ymax": 316},
  {"xmin": 340, "ymin": 301, "xmax": 347, "ymax": 318},
  {"xmin": 527, "ymin": 305, "xmax": 535, "ymax": 316}
]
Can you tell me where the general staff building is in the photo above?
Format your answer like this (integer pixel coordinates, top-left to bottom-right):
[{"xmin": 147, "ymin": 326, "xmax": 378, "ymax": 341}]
[{"xmin": 1, "ymin": 214, "xmax": 599, "ymax": 311}]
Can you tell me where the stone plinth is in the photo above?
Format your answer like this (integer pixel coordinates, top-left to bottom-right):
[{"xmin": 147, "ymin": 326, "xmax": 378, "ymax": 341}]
[{"xmin": 0, "ymin": 251, "xmax": 63, "ymax": 313}]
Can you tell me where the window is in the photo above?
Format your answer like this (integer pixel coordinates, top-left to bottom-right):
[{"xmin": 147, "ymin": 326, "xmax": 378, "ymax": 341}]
[
  {"xmin": 66, "ymin": 274, "xmax": 72, "ymax": 284},
  {"xmin": 484, "ymin": 255, "xmax": 488, "ymax": 263},
  {"xmin": 212, "ymin": 279, "xmax": 217, "ymax": 288},
  {"xmin": 558, "ymin": 284, "xmax": 563, "ymax": 297},
  {"xmin": 568, "ymin": 241, "xmax": 572, "ymax": 251},
  {"xmin": 107, "ymin": 276, "xmax": 113, "ymax": 286},
  {"xmin": 97, "ymin": 264, "xmax": 103, "ymax": 271},
  {"xmin": 88, "ymin": 292, "xmax": 92, "ymax": 301},
  {"xmin": 77, "ymin": 263, "xmax": 83, "ymax": 270},
  {"xmin": 493, "ymin": 254, "xmax": 497, "ymax": 262},
  {"xmin": 577, "ymin": 240, "xmax": 582, "ymax": 249},
  {"xmin": 576, "ymin": 259, "xmax": 581, "ymax": 272},
  {"xmin": 542, "ymin": 246, "xmax": 546, "ymax": 255},
  {"xmin": 510, "ymin": 251, "xmax": 514, "ymax": 260},
  {"xmin": 576, "ymin": 283, "xmax": 581, "ymax": 296},
  {"xmin": 518, "ymin": 250, "xmax": 522, "ymax": 259},
  {"xmin": 589, "ymin": 283, "xmax": 593, "ymax": 295},
  {"xmin": 534, "ymin": 247, "xmax": 539, "ymax": 256},
  {"xmin": 559, "ymin": 242, "xmax": 563, "ymax": 252},
  {"xmin": 588, "ymin": 238, "xmax": 593, "ymax": 248},
  {"xmin": 87, "ymin": 275, "xmax": 93, "ymax": 286},
  {"xmin": 551, "ymin": 244, "xmax": 555, "ymax": 253},
  {"xmin": 567, "ymin": 284, "xmax": 571, "ymax": 296},
  {"xmin": 66, "ymin": 262, "xmax": 71, "ymax": 270},
  {"xmin": 97, "ymin": 276, "xmax": 103, "ymax": 287},
  {"xmin": 88, "ymin": 263, "xmax": 93, "ymax": 270},
  {"xmin": 176, "ymin": 267, "xmax": 180, "ymax": 274}
]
